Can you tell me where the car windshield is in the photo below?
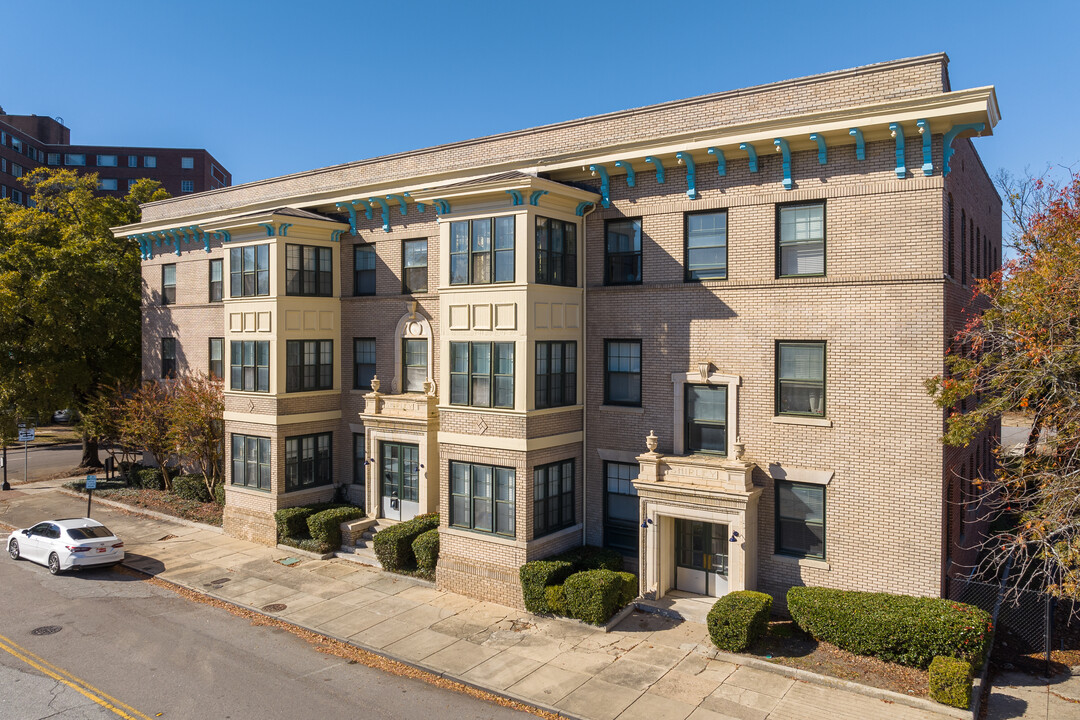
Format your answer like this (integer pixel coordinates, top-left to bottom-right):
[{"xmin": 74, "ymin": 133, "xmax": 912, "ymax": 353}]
[{"xmin": 65, "ymin": 526, "xmax": 114, "ymax": 540}]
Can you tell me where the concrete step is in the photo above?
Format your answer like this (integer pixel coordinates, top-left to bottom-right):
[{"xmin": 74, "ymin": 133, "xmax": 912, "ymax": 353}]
[{"xmin": 336, "ymin": 544, "xmax": 382, "ymax": 569}]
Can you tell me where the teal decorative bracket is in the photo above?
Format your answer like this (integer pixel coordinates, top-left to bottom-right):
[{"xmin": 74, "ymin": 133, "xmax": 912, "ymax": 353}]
[
  {"xmin": 707, "ymin": 147, "xmax": 726, "ymax": 176},
  {"xmin": 335, "ymin": 201, "xmax": 358, "ymax": 233},
  {"xmin": 216, "ymin": 230, "xmax": 232, "ymax": 244},
  {"xmin": 575, "ymin": 201, "xmax": 595, "ymax": 216},
  {"xmin": 404, "ymin": 192, "xmax": 425, "ymax": 213},
  {"xmin": 195, "ymin": 227, "xmax": 210, "ymax": 252},
  {"xmin": 739, "ymin": 143, "xmax": 758, "ymax": 173},
  {"xmin": 135, "ymin": 234, "xmax": 150, "ymax": 260},
  {"xmin": 916, "ymin": 119, "xmax": 933, "ymax": 176},
  {"xmin": 278, "ymin": 223, "xmax": 293, "ymax": 237},
  {"xmin": 589, "ymin": 164, "xmax": 611, "ymax": 208},
  {"xmin": 773, "ymin": 139, "xmax": 792, "ymax": 190},
  {"xmin": 167, "ymin": 230, "xmax": 181, "ymax": 256},
  {"xmin": 387, "ymin": 194, "xmax": 407, "ymax": 216},
  {"xmin": 614, "ymin": 160, "xmax": 635, "ymax": 187},
  {"xmin": 942, "ymin": 123, "xmax": 985, "ymax": 176},
  {"xmin": 889, "ymin": 123, "xmax": 906, "ymax": 179},
  {"xmin": 849, "ymin": 128, "xmax": 865, "ymax": 160},
  {"xmin": 330, "ymin": 230, "xmax": 344, "ymax": 242},
  {"xmin": 506, "ymin": 189, "xmax": 524, "ymax": 206},
  {"xmin": 675, "ymin": 152, "xmax": 697, "ymax": 199},
  {"xmin": 368, "ymin": 196, "xmax": 391, "ymax": 232},
  {"xmin": 432, "ymin": 199, "xmax": 451, "ymax": 215},
  {"xmin": 258, "ymin": 223, "xmax": 275, "ymax": 237},
  {"xmin": 809, "ymin": 133, "xmax": 827, "ymax": 165},
  {"xmin": 644, "ymin": 156, "xmax": 665, "ymax": 184},
  {"xmin": 528, "ymin": 190, "xmax": 548, "ymax": 206}
]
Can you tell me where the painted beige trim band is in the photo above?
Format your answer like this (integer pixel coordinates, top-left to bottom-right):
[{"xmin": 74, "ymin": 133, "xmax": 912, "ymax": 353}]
[
  {"xmin": 223, "ymin": 410, "xmax": 342, "ymax": 426},
  {"xmin": 437, "ymin": 430, "xmax": 583, "ymax": 452}
]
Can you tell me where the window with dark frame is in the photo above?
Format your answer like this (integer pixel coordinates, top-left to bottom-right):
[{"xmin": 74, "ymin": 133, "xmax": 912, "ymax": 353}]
[
  {"xmin": 449, "ymin": 216, "xmax": 514, "ymax": 285},
  {"xmin": 604, "ymin": 461, "xmax": 639, "ymax": 553},
  {"xmin": 685, "ymin": 211, "xmax": 728, "ymax": 281},
  {"xmin": 353, "ymin": 338, "xmax": 376, "ymax": 389},
  {"xmin": 535, "ymin": 341, "xmax": 576, "ymax": 409},
  {"xmin": 161, "ymin": 338, "xmax": 177, "ymax": 378},
  {"xmin": 162, "ymin": 264, "xmax": 176, "ymax": 305},
  {"xmin": 960, "ymin": 210, "xmax": 967, "ymax": 285},
  {"xmin": 776, "ymin": 341, "xmax": 825, "ymax": 416},
  {"xmin": 604, "ymin": 340, "xmax": 641, "ymax": 406},
  {"xmin": 403, "ymin": 339, "xmax": 427, "ymax": 393},
  {"xmin": 605, "ymin": 218, "xmax": 642, "ymax": 285},
  {"xmin": 777, "ymin": 202, "xmax": 825, "ymax": 277},
  {"xmin": 286, "ymin": 340, "xmax": 333, "ymax": 392},
  {"xmin": 209, "ymin": 258, "xmax": 223, "ymax": 302},
  {"xmin": 947, "ymin": 194, "xmax": 955, "ymax": 277},
  {"xmin": 231, "ymin": 434, "xmax": 270, "ymax": 490},
  {"xmin": 449, "ymin": 342, "xmax": 514, "ymax": 408},
  {"xmin": 450, "ymin": 461, "xmax": 515, "ymax": 536},
  {"xmin": 230, "ymin": 340, "xmax": 270, "ymax": 392},
  {"xmin": 230, "ymin": 245, "xmax": 270, "ymax": 297},
  {"xmin": 402, "ymin": 239, "xmax": 428, "ymax": 293},
  {"xmin": 534, "ymin": 459, "xmax": 575, "ymax": 538},
  {"xmin": 776, "ymin": 480, "xmax": 825, "ymax": 559},
  {"xmin": 285, "ymin": 244, "xmax": 332, "ymax": 297},
  {"xmin": 209, "ymin": 338, "xmax": 224, "ymax": 379},
  {"xmin": 535, "ymin": 216, "xmax": 577, "ymax": 286},
  {"xmin": 353, "ymin": 433, "xmax": 365, "ymax": 507},
  {"xmin": 284, "ymin": 433, "xmax": 333, "ymax": 492},
  {"xmin": 353, "ymin": 244, "xmax": 375, "ymax": 296},
  {"xmin": 685, "ymin": 384, "xmax": 727, "ymax": 455}
]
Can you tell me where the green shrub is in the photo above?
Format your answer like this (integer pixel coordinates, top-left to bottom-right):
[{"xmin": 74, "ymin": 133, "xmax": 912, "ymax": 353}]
[
  {"xmin": 373, "ymin": 513, "xmax": 439, "ymax": 571},
  {"xmin": 545, "ymin": 585, "xmax": 568, "ymax": 616},
  {"xmin": 136, "ymin": 467, "xmax": 164, "ymax": 490},
  {"xmin": 278, "ymin": 536, "xmax": 334, "ymax": 555},
  {"xmin": 173, "ymin": 474, "xmax": 212, "ymax": 503},
  {"xmin": 519, "ymin": 560, "xmax": 576, "ymax": 614},
  {"xmin": 787, "ymin": 586, "xmax": 992, "ymax": 668},
  {"xmin": 616, "ymin": 572, "xmax": 638, "ymax": 607},
  {"xmin": 558, "ymin": 545, "xmax": 624, "ymax": 572},
  {"xmin": 275, "ymin": 507, "xmax": 319, "ymax": 542},
  {"xmin": 564, "ymin": 569, "xmax": 624, "ymax": 625},
  {"xmin": 307, "ymin": 506, "xmax": 366, "ymax": 548},
  {"xmin": 213, "ymin": 482, "xmax": 225, "ymax": 505},
  {"xmin": 707, "ymin": 591, "xmax": 773, "ymax": 653},
  {"xmin": 929, "ymin": 656, "xmax": 972, "ymax": 709},
  {"xmin": 412, "ymin": 528, "xmax": 440, "ymax": 575}
]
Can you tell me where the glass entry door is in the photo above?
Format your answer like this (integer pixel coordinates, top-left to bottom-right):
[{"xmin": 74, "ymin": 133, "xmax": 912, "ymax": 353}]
[
  {"xmin": 380, "ymin": 442, "xmax": 420, "ymax": 521},
  {"xmin": 674, "ymin": 519, "xmax": 729, "ymax": 597}
]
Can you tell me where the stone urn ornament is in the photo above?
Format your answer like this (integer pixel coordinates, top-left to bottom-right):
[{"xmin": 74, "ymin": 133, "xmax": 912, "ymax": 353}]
[
  {"xmin": 645, "ymin": 430, "xmax": 658, "ymax": 454},
  {"xmin": 733, "ymin": 436, "xmax": 746, "ymax": 460},
  {"xmin": 370, "ymin": 376, "xmax": 381, "ymax": 393}
]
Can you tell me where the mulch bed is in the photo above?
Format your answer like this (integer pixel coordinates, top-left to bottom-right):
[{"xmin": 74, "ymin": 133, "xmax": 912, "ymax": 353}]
[{"xmin": 76, "ymin": 485, "xmax": 223, "ymax": 527}]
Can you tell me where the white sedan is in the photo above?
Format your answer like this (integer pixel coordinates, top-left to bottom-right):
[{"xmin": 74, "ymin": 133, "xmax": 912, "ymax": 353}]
[{"xmin": 7, "ymin": 518, "xmax": 124, "ymax": 574}]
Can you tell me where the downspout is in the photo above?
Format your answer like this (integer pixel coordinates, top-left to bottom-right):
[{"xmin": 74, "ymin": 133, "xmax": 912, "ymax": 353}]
[{"xmin": 580, "ymin": 202, "xmax": 597, "ymax": 549}]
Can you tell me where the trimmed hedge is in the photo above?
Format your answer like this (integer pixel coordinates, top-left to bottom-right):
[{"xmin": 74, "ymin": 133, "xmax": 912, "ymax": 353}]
[
  {"xmin": 545, "ymin": 585, "xmax": 568, "ymax": 616},
  {"xmin": 307, "ymin": 506, "xmax": 366, "ymax": 548},
  {"xmin": 520, "ymin": 560, "xmax": 576, "ymax": 614},
  {"xmin": 275, "ymin": 503, "xmax": 357, "ymax": 544},
  {"xmin": 616, "ymin": 572, "xmax": 638, "ymax": 607},
  {"xmin": 558, "ymin": 545, "xmax": 624, "ymax": 572},
  {"xmin": 412, "ymin": 528, "xmax": 440, "ymax": 576},
  {"xmin": 279, "ymin": 536, "xmax": 335, "ymax": 555},
  {"xmin": 564, "ymin": 569, "xmax": 623, "ymax": 625},
  {"xmin": 929, "ymin": 656, "xmax": 972, "ymax": 709},
  {"xmin": 787, "ymin": 586, "xmax": 992, "ymax": 669},
  {"xmin": 373, "ymin": 513, "xmax": 439, "ymax": 571},
  {"xmin": 707, "ymin": 591, "xmax": 773, "ymax": 653},
  {"xmin": 173, "ymin": 474, "xmax": 212, "ymax": 503},
  {"xmin": 135, "ymin": 467, "xmax": 164, "ymax": 490},
  {"xmin": 213, "ymin": 482, "xmax": 225, "ymax": 505}
]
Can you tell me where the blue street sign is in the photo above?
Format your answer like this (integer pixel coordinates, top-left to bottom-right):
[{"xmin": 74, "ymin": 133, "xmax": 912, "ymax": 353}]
[{"xmin": 85, "ymin": 475, "xmax": 97, "ymax": 490}]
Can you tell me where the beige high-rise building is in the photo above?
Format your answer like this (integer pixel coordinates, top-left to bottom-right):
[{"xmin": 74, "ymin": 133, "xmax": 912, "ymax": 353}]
[{"xmin": 117, "ymin": 53, "xmax": 1001, "ymax": 610}]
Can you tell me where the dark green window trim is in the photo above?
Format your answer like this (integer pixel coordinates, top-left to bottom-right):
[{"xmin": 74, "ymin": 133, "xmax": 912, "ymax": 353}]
[
  {"xmin": 535, "ymin": 216, "xmax": 577, "ymax": 286},
  {"xmin": 604, "ymin": 218, "xmax": 642, "ymax": 285},
  {"xmin": 534, "ymin": 459, "xmax": 575, "ymax": 538},
  {"xmin": 284, "ymin": 432, "xmax": 333, "ymax": 492},
  {"xmin": 685, "ymin": 383, "xmax": 727, "ymax": 455},
  {"xmin": 775, "ymin": 201, "xmax": 825, "ymax": 278},
  {"xmin": 535, "ymin": 341, "xmax": 576, "ymax": 409},
  {"xmin": 684, "ymin": 210, "xmax": 728, "ymax": 281},
  {"xmin": 775, "ymin": 340, "xmax": 826, "ymax": 417},
  {"xmin": 230, "ymin": 244, "xmax": 270, "ymax": 297},
  {"xmin": 603, "ymin": 461, "xmax": 639, "ymax": 554},
  {"xmin": 285, "ymin": 244, "xmax": 333, "ymax": 297},
  {"xmin": 449, "ymin": 341, "xmax": 514, "ymax": 408},
  {"xmin": 775, "ymin": 480, "xmax": 825, "ymax": 559},
  {"xmin": 402, "ymin": 238, "xmax": 428, "ymax": 293},
  {"xmin": 230, "ymin": 340, "xmax": 269, "ymax": 393},
  {"xmin": 450, "ymin": 461, "xmax": 515, "ymax": 536},
  {"xmin": 604, "ymin": 339, "xmax": 641, "ymax": 407},
  {"xmin": 286, "ymin": 340, "xmax": 333, "ymax": 392},
  {"xmin": 231, "ymin": 434, "xmax": 270, "ymax": 490},
  {"xmin": 449, "ymin": 216, "xmax": 515, "ymax": 285}
]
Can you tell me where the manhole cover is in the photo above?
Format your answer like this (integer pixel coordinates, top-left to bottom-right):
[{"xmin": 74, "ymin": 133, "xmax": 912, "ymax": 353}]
[
  {"xmin": 158, "ymin": 534, "xmax": 178, "ymax": 541},
  {"xmin": 31, "ymin": 626, "xmax": 62, "ymax": 636},
  {"xmin": 261, "ymin": 603, "xmax": 287, "ymax": 613}
]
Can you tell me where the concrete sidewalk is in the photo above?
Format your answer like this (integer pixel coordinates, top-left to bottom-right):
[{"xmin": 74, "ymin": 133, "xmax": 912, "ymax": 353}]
[{"xmin": 1, "ymin": 479, "xmax": 959, "ymax": 720}]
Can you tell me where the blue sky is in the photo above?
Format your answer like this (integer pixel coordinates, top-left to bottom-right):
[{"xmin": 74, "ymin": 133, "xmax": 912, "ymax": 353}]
[{"xmin": 4, "ymin": 1, "xmax": 1076, "ymax": 191}]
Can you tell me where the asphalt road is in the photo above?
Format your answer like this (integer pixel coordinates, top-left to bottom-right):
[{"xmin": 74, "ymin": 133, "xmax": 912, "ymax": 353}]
[
  {"xmin": 1, "ymin": 443, "xmax": 84, "ymax": 484},
  {"xmin": 0, "ymin": 556, "xmax": 528, "ymax": 720}
]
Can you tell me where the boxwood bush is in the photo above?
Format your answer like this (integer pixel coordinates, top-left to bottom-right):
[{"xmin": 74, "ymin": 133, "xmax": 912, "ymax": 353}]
[
  {"xmin": 373, "ymin": 513, "xmax": 439, "ymax": 571},
  {"xmin": 135, "ymin": 467, "xmax": 164, "ymax": 490},
  {"xmin": 545, "ymin": 584, "xmax": 568, "ymax": 616},
  {"xmin": 307, "ymin": 506, "xmax": 366, "ymax": 548},
  {"xmin": 616, "ymin": 571, "xmax": 638, "ymax": 607},
  {"xmin": 275, "ymin": 503, "xmax": 357, "ymax": 545},
  {"xmin": 564, "ymin": 569, "xmax": 624, "ymax": 625},
  {"xmin": 929, "ymin": 656, "xmax": 973, "ymax": 709},
  {"xmin": 557, "ymin": 546, "xmax": 624, "ymax": 572},
  {"xmin": 787, "ymin": 586, "xmax": 992, "ymax": 668},
  {"xmin": 412, "ymin": 528, "xmax": 440, "ymax": 576},
  {"xmin": 173, "ymin": 474, "xmax": 212, "ymax": 503},
  {"xmin": 707, "ymin": 591, "xmax": 773, "ymax": 652},
  {"xmin": 520, "ymin": 560, "xmax": 576, "ymax": 614}
]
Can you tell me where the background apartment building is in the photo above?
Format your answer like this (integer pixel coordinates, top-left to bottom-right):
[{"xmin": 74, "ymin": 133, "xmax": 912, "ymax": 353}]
[{"xmin": 118, "ymin": 53, "xmax": 1001, "ymax": 610}]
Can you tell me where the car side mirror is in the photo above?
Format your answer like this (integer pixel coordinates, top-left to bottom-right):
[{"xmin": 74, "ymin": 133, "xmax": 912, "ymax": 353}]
[{"xmin": 21, "ymin": 529, "xmax": 29, "ymax": 536}]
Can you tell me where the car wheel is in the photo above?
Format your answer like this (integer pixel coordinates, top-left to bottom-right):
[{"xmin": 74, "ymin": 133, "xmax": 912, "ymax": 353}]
[
  {"xmin": 48, "ymin": 553, "xmax": 61, "ymax": 575},
  {"xmin": 8, "ymin": 539, "xmax": 19, "ymax": 560}
]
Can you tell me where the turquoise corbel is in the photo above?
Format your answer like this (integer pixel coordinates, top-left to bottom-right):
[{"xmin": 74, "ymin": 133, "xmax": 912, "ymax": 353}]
[
  {"xmin": 505, "ymin": 189, "xmax": 525, "ymax": 206},
  {"xmin": 368, "ymin": 196, "xmax": 391, "ymax": 232},
  {"xmin": 644, "ymin": 156, "xmax": 665, "ymax": 184},
  {"xmin": 166, "ymin": 230, "xmax": 181, "ymax": 256},
  {"xmin": 258, "ymin": 223, "xmax": 276, "ymax": 237},
  {"xmin": 942, "ymin": 123, "xmax": 985, "ymax": 176},
  {"xmin": 588, "ymin": 164, "xmax": 611, "ymax": 208},
  {"xmin": 387, "ymin": 194, "xmax": 407, "ymax": 216},
  {"xmin": 335, "ymin": 201, "xmax": 359, "ymax": 233},
  {"xmin": 916, "ymin": 119, "xmax": 933, "ymax": 176},
  {"xmin": 889, "ymin": 123, "xmax": 906, "ymax": 179},
  {"xmin": 707, "ymin": 148, "xmax": 726, "ymax": 176},
  {"xmin": 404, "ymin": 192, "xmax": 425, "ymax": 212},
  {"xmin": 809, "ymin": 133, "xmax": 827, "ymax": 165},
  {"xmin": 330, "ymin": 230, "xmax": 344, "ymax": 242},
  {"xmin": 143, "ymin": 234, "xmax": 154, "ymax": 260},
  {"xmin": 614, "ymin": 160, "xmax": 636, "ymax": 187},
  {"xmin": 217, "ymin": 230, "xmax": 232, "ymax": 243},
  {"xmin": 278, "ymin": 223, "xmax": 293, "ymax": 237},
  {"xmin": 195, "ymin": 227, "xmax": 210, "ymax": 252},
  {"xmin": 849, "ymin": 128, "xmax": 865, "ymax": 160},
  {"xmin": 773, "ymin": 139, "xmax": 792, "ymax": 190},
  {"xmin": 432, "ymin": 199, "xmax": 451, "ymax": 215},
  {"xmin": 575, "ymin": 201, "xmax": 595, "ymax": 216},
  {"xmin": 675, "ymin": 152, "xmax": 697, "ymax": 199},
  {"xmin": 738, "ymin": 143, "xmax": 758, "ymax": 173},
  {"xmin": 135, "ymin": 234, "xmax": 149, "ymax": 260},
  {"xmin": 528, "ymin": 190, "xmax": 548, "ymax": 206}
]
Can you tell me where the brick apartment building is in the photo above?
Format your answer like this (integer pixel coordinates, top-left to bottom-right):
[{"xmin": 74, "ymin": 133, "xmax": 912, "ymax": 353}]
[
  {"xmin": 0, "ymin": 109, "xmax": 230, "ymax": 204},
  {"xmin": 116, "ymin": 53, "xmax": 1001, "ymax": 610}
]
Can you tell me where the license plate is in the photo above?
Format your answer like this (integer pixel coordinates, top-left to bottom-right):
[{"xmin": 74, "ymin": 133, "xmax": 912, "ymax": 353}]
[{"xmin": 97, "ymin": 548, "xmax": 106, "ymax": 553}]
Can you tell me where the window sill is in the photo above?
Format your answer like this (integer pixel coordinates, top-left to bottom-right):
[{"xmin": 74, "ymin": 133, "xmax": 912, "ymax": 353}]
[
  {"xmin": 600, "ymin": 404, "xmax": 644, "ymax": 415},
  {"xmin": 227, "ymin": 483, "xmax": 270, "ymax": 495},
  {"xmin": 442, "ymin": 525, "xmax": 524, "ymax": 548},
  {"xmin": 772, "ymin": 553, "xmax": 830, "ymax": 571},
  {"xmin": 282, "ymin": 483, "xmax": 336, "ymax": 497},
  {"xmin": 771, "ymin": 415, "xmax": 832, "ymax": 427}
]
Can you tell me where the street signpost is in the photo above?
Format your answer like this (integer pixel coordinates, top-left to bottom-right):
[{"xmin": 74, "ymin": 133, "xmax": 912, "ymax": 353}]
[
  {"xmin": 86, "ymin": 474, "xmax": 97, "ymax": 517},
  {"xmin": 17, "ymin": 423, "xmax": 34, "ymax": 484}
]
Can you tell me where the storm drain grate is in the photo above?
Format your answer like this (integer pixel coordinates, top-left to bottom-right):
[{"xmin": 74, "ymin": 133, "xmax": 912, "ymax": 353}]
[
  {"xmin": 31, "ymin": 626, "xmax": 62, "ymax": 636},
  {"xmin": 261, "ymin": 603, "xmax": 288, "ymax": 613}
]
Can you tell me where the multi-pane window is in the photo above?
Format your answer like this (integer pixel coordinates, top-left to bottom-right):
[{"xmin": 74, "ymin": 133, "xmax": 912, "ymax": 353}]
[
  {"xmin": 128, "ymin": 155, "xmax": 138, "ymax": 168},
  {"xmin": 450, "ymin": 461, "xmax": 515, "ymax": 536},
  {"xmin": 353, "ymin": 244, "xmax": 375, "ymax": 296},
  {"xmin": 402, "ymin": 339, "xmax": 427, "ymax": 393},
  {"xmin": 776, "ymin": 341, "xmax": 825, "ymax": 416},
  {"xmin": 402, "ymin": 239, "xmax": 428, "ymax": 293},
  {"xmin": 449, "ymin": 342, "xmax": 514, "ymax": 408},
  {"xmin": 535, "ymin": 217, "xmax": 577, "ymax": 286},
  {"xmin": 686, "ymin": 211, "xmax": 728, "ymax": 280},
  {"xmin": 230, "ymin": 340, "xmax": 270, "ymax": 392},
  {"xmin": 181, "ymin": 157, "xmax": 194, "ymax": 169},
  {"xmin": 353, "ymin": 433, "xmax": 365, "ymax": 489},
  {"xmin": 284, "ymin": 433, "xmax": 333, "ymax": 492},
  {"xmin": 230, "ymin": 245, "xmax": 270, "ymax": 297},
  {"xmin": 144, "ymin": 156, "xmax": 157, "ymax": 168},
  {"xmin": 685, "ymin": 384, "xmax": 727, "ymax": 455},
  {"xmin": 353, "ymin": 338, "xmax": 376, "ymax": 389},
  {"xmin": 96, "ymin": 155, "xmax": 117, "ymax": 167},
  {"xmin": 449, "ymin": 216, "xmax": 514, "ymax": 285},
  {"xmin": 98, "ymin": 178, "xmax": 118, "ymax": 191},
  {"xmin": 181, "ymin": 180, "xmax": 194, "ymax": 193},
  {"xmin": 286, "ymin": 244, "xmax": 333, "ymax": 296},
  {"xmin": 64, "ymin": 154, "xmax": 86, "ymax": 166},
  {"xmin": 286, "ymin": 340, "xmax": 333, "ymax": 392},
  {"xmin": 47, "ymin": 153, "xmax": 60, "ymax": 166},
  {"xmin": 604, "ymin": 340, "xmax": 641, "ymax": 406},
  {"xmin": 11, "ymin": 164, "xmax": 23, "ymax": 178},
  {"xmin": 161, "ymin": 264, "xmax": 176, "ymax": 305},
  {"xmin": 776, "ymin": 480, "xmax": 825, "ymax": 559},
  {"xmin": 209, "ymin": 338, "xmax": 224, "ymax": 379},
  {"xmin": 231, "ymin": 434, "xmax": 270, "ymax": 490},
  {"xmin": 161, "ymin": 338, "xmax": 177, "ymax": 378},
  {"xmin": 534, "ymin": 459, "xmax": 575, "ymax": 538},
  {"xmin": 777, "ymin": 202, "xmax": 825, "ymax": 277},
  {"xmin": 605, "ymin": 219, "xmax": 642, "ymax": 285},
  {"xmin": 604, "ymin": 461, "xmax": 639, "ymax": 553},
  {"xmin": 208, "ymin": 258, "xmax": 223, "ymax": 302},
  {"xmin": 535, "ymin": 341, "xmax": 576, "ymax": 409}
]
